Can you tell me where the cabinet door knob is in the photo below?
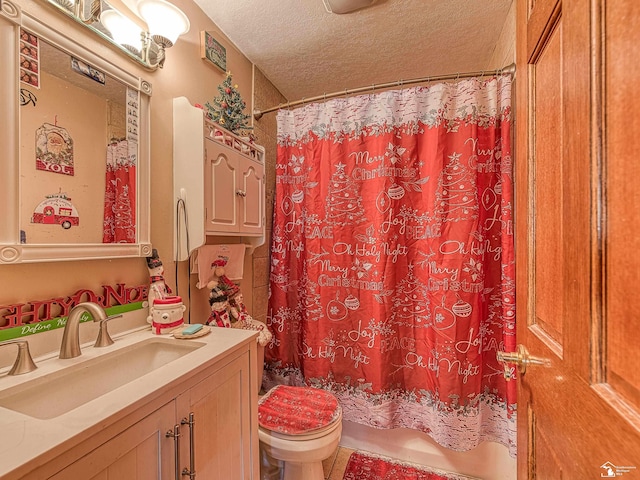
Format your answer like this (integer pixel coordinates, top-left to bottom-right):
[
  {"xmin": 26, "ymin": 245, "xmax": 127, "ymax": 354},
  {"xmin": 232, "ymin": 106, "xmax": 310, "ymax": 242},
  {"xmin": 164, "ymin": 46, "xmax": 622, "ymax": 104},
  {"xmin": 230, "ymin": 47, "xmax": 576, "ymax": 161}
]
[{"xmin": 236, "ymin": 189, "xmax": 246, "ymax": 197}]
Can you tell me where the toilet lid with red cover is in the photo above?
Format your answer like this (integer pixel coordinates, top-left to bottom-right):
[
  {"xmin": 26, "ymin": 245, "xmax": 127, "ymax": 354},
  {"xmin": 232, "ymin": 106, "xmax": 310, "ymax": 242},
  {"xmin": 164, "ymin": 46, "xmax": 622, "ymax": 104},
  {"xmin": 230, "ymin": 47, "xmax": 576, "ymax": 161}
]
[{"xmin": 258, "ymin": 385, "xmax": 341, "ymax": 435}]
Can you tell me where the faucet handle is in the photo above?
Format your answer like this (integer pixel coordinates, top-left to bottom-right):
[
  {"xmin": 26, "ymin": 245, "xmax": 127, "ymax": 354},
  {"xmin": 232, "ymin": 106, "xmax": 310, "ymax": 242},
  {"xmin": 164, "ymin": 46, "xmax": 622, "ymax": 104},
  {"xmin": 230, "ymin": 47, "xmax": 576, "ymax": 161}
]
[
  {"xmin": 94, "ymin": 314, "xmax": 122, "ymax": 348},
  {"xmin": 1, "ymin": 340, "xmax": 38, "ymax": 376}
]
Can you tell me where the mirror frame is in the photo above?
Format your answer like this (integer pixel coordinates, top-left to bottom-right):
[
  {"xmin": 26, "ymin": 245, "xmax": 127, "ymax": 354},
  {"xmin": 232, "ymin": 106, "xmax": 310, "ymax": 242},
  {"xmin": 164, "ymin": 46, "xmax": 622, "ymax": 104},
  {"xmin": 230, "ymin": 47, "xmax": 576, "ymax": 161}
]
[{"xmin": 0, "ymin": 0, "xmax": 152, "ymax": 263}]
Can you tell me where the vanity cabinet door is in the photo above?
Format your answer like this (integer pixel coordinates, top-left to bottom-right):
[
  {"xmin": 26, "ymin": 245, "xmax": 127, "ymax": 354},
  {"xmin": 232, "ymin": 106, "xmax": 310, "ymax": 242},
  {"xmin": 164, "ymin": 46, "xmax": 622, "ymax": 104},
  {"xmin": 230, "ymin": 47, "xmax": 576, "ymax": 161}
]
[
  {"xmin": 49, "ymin": 402, "xmax": 176, "ymax": 480},
  {"xmin": 176, "ymin": 351, "xmax": 258, "ymax": 480}
]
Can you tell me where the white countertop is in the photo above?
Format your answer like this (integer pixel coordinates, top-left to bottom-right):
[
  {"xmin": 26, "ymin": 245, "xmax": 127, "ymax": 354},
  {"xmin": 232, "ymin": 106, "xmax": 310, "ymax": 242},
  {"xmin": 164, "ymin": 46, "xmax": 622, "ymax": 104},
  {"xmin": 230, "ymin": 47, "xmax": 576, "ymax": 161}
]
[{"xmin": 0, "ymin": 325, "xmax": 257, "ymax": 479}]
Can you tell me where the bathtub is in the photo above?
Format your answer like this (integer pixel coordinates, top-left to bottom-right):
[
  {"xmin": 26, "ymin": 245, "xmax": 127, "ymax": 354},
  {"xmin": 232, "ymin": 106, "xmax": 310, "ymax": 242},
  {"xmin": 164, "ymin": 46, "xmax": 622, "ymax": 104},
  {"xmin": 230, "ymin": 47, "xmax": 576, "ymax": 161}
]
[{"xmin": 339, "ymin": 420, "xmax": 517, "ymax": 480}]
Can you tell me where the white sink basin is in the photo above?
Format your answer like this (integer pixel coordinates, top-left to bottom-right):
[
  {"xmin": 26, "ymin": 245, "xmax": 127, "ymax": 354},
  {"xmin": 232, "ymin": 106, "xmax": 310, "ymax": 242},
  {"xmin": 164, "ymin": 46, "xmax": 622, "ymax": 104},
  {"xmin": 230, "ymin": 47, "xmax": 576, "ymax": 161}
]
[{"xmin": 0, "ymin": 338, "xmax": 204, "ymax": 419}]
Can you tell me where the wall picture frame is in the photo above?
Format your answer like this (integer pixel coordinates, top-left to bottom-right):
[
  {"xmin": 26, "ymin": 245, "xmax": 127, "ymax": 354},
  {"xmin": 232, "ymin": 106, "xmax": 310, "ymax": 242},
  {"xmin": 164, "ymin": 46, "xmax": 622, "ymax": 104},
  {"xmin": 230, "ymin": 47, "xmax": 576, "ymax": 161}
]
[{"xmin": 200, "ymin": 31, "xmax": 226, "ymax": 72}]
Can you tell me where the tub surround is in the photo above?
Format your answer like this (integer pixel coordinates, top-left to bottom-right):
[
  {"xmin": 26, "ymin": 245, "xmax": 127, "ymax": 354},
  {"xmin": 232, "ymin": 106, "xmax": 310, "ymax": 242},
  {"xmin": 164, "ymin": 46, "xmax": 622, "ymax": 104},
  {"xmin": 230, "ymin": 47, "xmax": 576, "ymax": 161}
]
[{"xmin": 0, "ymin": 323, "xmax": 259, "ymax": 479}]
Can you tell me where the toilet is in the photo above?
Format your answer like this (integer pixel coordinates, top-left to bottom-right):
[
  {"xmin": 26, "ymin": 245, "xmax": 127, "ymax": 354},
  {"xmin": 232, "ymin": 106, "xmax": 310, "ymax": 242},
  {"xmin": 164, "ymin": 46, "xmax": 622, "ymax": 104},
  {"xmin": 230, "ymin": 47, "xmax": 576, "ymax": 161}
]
[{"xmin": 257, "ymin": 383, "xmax": 342, "ymax": 480}]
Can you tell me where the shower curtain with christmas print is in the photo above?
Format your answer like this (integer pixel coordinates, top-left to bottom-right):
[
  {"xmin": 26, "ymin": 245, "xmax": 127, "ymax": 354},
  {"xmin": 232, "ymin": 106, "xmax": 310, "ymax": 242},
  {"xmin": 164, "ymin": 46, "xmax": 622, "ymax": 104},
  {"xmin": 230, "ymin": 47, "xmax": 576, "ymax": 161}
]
[
  {"xmin": 265, "ymin": 75, "xmax": 516, "ymax": 455},
  {"xmin": 103, "ymin": 139, "xmax": 136, "ymax": 243}
]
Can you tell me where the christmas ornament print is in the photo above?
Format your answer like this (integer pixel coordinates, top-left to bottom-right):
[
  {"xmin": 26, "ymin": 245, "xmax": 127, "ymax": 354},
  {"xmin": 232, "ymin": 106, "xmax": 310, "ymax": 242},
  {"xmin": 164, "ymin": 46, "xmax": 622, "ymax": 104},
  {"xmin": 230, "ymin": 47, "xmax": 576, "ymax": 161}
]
[
  {"xmin": 433, "ymin": 296, "xmax": 456, "ymax": 331},
  {"xmin": 327, "ymin": 294, "xmax": 348, "ymax": 321},
  {"xmin": 387, "ymin": 184, "xmax": 405, "ymax": 200},
  {"xmin": 375, "ymin": 190, "xmax": 392, "ymax": 213},
  {"xmin": 344, "ymin": 295, "xmax": 360, "ymax": 310},
  {"xmin": 291, "ymin": 190, "xmax": 304, "ymax": 203},
  {"xmin": 452, "ymin": 297, "xmax": 472, "ymax": 317},
  {"xmin": 280, "ymin": 196, "xmax": 295, "ymax": 215}
]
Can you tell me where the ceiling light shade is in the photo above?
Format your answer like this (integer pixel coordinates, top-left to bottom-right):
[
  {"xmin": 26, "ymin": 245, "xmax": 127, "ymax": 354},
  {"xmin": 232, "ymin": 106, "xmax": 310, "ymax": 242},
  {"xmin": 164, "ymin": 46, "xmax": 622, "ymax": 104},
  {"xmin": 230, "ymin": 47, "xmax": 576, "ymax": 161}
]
[
  {"xmin": 137, "ymin": 0, "xmax": 190, "ymax": 46},
  {"xmin": 101, "ymin": 9, "xmax": 143, "ymax": 53},
  {"xmin": 322, "ymin": 0, "xmax": 376, "ymax": 14}
]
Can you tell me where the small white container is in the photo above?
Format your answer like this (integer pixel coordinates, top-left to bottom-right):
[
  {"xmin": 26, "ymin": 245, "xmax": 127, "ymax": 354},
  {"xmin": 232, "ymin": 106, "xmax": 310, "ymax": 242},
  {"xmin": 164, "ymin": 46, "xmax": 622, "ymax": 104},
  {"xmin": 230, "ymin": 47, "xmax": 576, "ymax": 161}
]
[{"xmin": 149, "ymin": 296, "xmax": 185, "ymax": 334}]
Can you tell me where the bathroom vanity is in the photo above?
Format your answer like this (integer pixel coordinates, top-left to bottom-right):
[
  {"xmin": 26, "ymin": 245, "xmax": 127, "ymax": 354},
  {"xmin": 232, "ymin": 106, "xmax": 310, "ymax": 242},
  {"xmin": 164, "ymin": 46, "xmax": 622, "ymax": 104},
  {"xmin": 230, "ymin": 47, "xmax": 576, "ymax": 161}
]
[{"xmin": 0, "ymin": 327, "xmax": 260, "ymax": 479}]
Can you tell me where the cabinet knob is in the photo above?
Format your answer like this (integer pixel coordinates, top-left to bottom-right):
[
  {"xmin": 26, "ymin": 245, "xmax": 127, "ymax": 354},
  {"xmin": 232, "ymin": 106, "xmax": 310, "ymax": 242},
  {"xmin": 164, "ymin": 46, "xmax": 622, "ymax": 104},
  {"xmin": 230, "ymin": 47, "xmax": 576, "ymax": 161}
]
[{"xmin": 236, "ymin": 190, "xmax": 246, "ymax": 197}]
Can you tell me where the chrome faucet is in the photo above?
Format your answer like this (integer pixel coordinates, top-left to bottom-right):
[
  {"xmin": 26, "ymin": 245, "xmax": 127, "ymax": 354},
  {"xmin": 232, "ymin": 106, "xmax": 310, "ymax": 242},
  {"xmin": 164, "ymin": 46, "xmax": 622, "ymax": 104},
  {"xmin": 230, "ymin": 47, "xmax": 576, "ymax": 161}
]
[
  {"xmin": 0, "ymin": 340, "xmax": 38, "ymax": 375},
  {"xmin": 59, "ymin": 302, "xmax": 119, "ymax": 359}
]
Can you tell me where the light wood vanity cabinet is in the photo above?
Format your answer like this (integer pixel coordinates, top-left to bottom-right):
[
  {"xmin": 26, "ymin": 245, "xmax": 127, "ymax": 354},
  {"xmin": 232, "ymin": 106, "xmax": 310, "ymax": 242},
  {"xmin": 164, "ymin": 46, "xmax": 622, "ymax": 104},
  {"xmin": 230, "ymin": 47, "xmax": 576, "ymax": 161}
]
[
  {"xmin": 51, "ymin": 402, "xmax": 175, "ymax": 479},
  {"xmin": 19, "ymin": 340, "xmax": 258, "ymax": 480},
  {"xmin": 176, "ymin": 353, "xmax": 253, "ymax": 479}
]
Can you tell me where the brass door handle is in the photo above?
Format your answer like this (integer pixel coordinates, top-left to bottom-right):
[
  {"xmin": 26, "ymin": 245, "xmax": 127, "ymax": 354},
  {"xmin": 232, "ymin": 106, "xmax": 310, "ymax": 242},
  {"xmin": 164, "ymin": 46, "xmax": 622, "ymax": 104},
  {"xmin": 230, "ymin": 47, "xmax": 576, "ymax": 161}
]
[{"xmin": 497, "ymin": 344, "xmax": 551, "ymax": 374}]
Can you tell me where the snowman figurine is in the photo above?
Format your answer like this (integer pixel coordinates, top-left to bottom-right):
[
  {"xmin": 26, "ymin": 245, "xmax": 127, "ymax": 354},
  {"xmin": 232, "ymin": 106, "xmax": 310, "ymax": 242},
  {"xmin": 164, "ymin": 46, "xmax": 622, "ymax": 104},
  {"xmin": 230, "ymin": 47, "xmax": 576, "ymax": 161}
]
[
  {"xmin": 206, "ymin": 286, "xmax": 232, "ymax": 328},
  {"xmin": 146, "ymin": 249, "xmax": 172, "ymax": 324}
]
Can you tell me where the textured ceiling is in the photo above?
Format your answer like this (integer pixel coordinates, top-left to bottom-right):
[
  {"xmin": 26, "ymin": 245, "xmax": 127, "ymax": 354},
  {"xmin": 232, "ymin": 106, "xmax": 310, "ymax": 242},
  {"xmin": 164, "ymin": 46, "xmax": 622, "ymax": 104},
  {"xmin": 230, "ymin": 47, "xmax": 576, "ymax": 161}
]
[{"xmin": 192, "ymin": 0, "xmax": 513, "ymax": 103}]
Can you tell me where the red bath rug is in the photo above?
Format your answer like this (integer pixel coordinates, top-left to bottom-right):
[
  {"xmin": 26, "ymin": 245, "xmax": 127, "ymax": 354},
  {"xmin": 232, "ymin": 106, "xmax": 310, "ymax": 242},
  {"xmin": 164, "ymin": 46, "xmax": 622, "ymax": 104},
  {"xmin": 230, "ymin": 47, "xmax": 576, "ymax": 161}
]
[{"xmin": 342, "ymin": 451, "xmax": 481, "ymax": 480}]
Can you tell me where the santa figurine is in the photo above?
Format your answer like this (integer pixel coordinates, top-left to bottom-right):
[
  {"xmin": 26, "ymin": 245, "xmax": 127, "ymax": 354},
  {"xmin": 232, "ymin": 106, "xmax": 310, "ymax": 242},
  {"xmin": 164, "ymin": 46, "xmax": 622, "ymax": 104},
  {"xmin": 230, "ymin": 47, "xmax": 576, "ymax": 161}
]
[{"xmin": 146, "ymin": 249, "xmax": 172, "ymax": 323}]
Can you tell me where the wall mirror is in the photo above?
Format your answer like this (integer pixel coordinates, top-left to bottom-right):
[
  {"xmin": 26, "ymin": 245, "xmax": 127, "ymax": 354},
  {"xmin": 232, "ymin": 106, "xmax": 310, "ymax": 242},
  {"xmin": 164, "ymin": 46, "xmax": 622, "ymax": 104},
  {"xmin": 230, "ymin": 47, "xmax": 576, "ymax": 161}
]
[{"xmin": 0, "ymin": 0, "xmax": 152, "ymax": 263}]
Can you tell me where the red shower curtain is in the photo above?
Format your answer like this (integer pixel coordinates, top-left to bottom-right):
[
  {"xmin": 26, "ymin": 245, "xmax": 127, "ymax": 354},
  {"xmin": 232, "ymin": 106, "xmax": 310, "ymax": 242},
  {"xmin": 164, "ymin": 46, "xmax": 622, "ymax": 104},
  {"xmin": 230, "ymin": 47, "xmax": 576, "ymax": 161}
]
[
  {"xmin": 265, "ymin": 76, "xmax": 516, "ymax": 455},
  {"xmin": 103, "ymin": 139, "xmax": 136, "ymax": 243}
]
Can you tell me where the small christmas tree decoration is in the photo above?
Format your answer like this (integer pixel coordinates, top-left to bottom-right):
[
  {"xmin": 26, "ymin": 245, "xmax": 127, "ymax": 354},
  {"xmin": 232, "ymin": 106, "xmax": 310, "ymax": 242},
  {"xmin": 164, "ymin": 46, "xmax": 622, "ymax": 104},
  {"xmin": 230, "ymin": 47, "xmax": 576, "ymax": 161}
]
[{"xmin": 204, "ymin": 72, "xmax": 252, "ymax": 134}]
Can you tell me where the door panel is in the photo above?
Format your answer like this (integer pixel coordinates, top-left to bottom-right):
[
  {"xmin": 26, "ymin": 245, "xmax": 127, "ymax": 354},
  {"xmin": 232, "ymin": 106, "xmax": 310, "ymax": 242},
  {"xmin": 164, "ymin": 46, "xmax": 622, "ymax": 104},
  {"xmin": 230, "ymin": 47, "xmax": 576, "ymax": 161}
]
[
  {"xmin": 241, "ymin": 160, "xmax": 264, "ymax": 233},
  {"xmin": 205, "ymin": 139, "xmax": 239, "ymax": 232},
  {"xmin": 531, "ymin": 19, "xmax": 563, "ymax": 348},
  {"xmin": 515, "ymin": 0, "xmax": 640, "ymax": 477},
  {"xmin": 605, "ymin": 0, "xmax": 640, "ymax": 410}
]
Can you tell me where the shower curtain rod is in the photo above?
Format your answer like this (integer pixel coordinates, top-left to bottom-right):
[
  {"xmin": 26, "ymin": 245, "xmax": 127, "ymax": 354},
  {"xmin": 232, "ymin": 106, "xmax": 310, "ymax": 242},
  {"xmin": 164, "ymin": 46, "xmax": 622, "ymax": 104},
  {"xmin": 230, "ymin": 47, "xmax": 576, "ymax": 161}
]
[{"xmin": 253, "ymin": 63, "xmax": 515, "ymax": 120}]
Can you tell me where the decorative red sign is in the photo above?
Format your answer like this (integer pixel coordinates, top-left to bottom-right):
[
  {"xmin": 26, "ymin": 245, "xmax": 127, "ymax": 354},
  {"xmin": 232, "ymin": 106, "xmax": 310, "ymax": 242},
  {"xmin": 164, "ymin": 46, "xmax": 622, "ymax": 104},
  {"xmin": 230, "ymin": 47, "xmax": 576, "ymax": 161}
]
[{"xmin": 0, "ymin": 284, "xmax": 148, "ymax": 330}]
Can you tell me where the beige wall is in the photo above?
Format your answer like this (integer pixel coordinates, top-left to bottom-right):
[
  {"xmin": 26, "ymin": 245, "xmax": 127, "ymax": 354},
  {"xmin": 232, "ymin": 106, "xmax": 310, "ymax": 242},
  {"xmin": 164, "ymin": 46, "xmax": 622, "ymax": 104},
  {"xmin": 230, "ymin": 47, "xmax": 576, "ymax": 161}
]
[
  {"xmin": 2, "ymin": 0, "xmax": 267, "ymax": 340},
  {"xmin": 249, "ymin": 67, "xmax": 286, "ymax": 324},
  {"xmin": 486, "ymin": 0, "xmax": 516, "ymax": 70}
]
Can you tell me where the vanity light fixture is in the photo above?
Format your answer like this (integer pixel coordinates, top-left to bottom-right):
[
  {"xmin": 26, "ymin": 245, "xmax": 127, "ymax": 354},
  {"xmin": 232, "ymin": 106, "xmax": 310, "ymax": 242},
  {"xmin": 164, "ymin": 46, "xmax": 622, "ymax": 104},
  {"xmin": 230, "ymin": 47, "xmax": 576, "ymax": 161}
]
[
  {"xmin": 48, "ymin": 0, "xmax": 189, "ymax": 69},
  {"xmin": 100, "ymin": 0, "xmax": 190, "ymax": 68},
  {"xmin": 136, "ymin": 0, "xmax": 190, "ymax": 67},
  {"xmin": 100, "ymin": 9, "xmax": 144, "ymax": 56}
]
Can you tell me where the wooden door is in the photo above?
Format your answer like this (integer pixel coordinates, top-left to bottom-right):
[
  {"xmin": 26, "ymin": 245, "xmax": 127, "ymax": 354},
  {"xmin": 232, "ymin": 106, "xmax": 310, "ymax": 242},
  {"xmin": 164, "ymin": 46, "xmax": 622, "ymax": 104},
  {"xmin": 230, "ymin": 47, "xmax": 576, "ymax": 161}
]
[{"xmin": 515, "ymin": 0, "xmax": 640, "ymax": 477}]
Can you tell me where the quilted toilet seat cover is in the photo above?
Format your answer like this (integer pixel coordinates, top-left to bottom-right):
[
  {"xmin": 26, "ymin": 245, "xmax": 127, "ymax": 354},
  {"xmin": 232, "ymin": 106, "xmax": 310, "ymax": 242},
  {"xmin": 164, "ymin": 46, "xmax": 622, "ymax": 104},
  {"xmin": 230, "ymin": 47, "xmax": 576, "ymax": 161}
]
[{"xmin": 258, "ymin": 385, "xmax": 341, "ymax": 435}]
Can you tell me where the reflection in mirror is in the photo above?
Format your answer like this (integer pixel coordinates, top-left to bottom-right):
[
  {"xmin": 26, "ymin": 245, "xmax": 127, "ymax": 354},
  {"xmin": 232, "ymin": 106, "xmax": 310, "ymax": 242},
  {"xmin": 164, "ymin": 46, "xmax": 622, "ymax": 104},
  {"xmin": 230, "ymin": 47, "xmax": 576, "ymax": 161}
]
[
  {"xmin": 20, "ymin": 36, "xmax": 137, "ymax": 244},
  {"xmin": 0, "ymin": 1, "xmax": 152, "ymax": 263}
]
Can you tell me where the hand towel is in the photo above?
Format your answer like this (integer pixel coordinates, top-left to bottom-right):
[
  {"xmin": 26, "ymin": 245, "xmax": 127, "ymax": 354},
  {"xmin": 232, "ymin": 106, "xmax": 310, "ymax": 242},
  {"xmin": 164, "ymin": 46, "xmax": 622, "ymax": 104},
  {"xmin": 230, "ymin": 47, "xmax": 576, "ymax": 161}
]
[{"xmin": 191, "ymin": 244, "xmax": 246, "ymax": 288}]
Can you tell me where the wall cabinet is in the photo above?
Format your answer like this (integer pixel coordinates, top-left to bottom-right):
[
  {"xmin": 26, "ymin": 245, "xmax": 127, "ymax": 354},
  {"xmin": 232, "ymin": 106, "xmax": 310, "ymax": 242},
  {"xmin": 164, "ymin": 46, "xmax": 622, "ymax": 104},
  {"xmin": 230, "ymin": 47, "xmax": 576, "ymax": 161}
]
[
  {"xmin": 173, "ymin": 97, "xmax": 266, "ymax": 260},
  {"xmin": 19, "ymin": 339, "xmax": 258, "ymax": 480}
]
